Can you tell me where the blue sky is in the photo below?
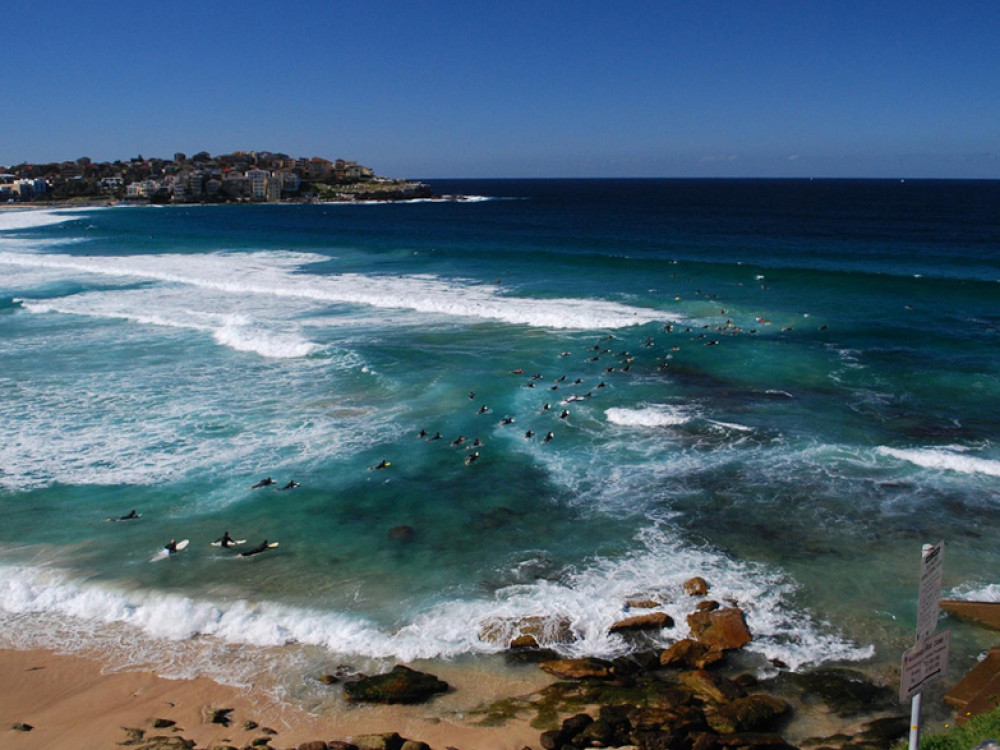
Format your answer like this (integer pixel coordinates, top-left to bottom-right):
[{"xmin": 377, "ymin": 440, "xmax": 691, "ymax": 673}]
[{"xmin": 3, "ymin": 1, "xmax": 999, "ymax": 178}]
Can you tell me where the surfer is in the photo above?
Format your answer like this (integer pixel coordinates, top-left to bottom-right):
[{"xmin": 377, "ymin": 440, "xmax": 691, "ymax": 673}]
[
  {"xmin": 239, "ymin": 540, "xmax": 273, "ymax": 558},
  {"xmin": 250, "ymin": 477, "xmax": 275, "ymax": 489},
  {"xmin": 469, "ymin": 391, "xmax": 475, "ymax": 400},
  {"xmin": 464, "ymin": 451, "xmax": 479, "ymax": 466},
  {"xmin": 371, "ymin": 459, "xmax": 390, "ymax": 470},
  {"xmin": 478, "ymin": 405, "xmax": 489, "ymax": 414},
  {"xmin": 279, "ymin": 480, "xmax": 300, "ymax": 490},
  {"xmin": 217, "ymin": 531, "xmax": 235, "ymax": 548},
  {"xmin": 417, "ymin": 428, "xmax": 427, "ymax": 439},
  {"xmin": 429, "ymin": 431, "xmax": 442, "ymax": 441},
  {"xmin": 559, "ymin": 410, "xmax": 570, "ymax": 419},
  {"xmin": 524, "ymin": 430, "xmax": 535, "ymax": 439},
  {"xmin": 452, "ymin": 435, "xmax": 466, "ymax": 447},
  {"xmin": 108, "ymin": 508, "xmax": 140, "ymax": 522},
  {"xmin": 543, "ymin": 431, "xmax": 554, "ymax": 443},
  {"xmin": 164, "ymin": 539, "xmax": 178, "ymax": 554}
]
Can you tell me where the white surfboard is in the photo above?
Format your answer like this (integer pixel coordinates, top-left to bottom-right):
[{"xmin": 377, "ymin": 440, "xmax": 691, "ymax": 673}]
[
  {"xmin": 210, "ymin": 539, "xmax": 246, "ymax": 548},
  {"xmin": 150, "ymin": 539, "xmax": 189, "ymax": 562}
]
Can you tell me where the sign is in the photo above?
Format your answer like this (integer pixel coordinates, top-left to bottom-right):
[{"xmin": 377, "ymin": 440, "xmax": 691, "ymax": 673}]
[
  {"xmin": 900, "ymin": 629, "xmax": 951, "ymax": 703},
  {"xmin": 916, "ymin": 541, "xmax": 945, "ymax": 643}
]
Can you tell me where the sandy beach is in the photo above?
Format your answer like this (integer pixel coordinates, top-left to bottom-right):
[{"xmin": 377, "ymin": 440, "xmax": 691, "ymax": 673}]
[{"xmin": 0, "ymin": 648, "xmax": 548, "ymax": 750}]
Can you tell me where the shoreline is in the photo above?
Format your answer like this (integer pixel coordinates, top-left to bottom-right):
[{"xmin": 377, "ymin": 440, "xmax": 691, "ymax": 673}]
[{"xmin": 0, "ymin": 647, "xmax": 549, "ymax": 750}]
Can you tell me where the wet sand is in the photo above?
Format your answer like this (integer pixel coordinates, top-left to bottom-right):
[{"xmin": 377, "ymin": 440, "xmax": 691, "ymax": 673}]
[{"xmin": 0, "ymin": 648, "xmax": 547, "ymax": 750}]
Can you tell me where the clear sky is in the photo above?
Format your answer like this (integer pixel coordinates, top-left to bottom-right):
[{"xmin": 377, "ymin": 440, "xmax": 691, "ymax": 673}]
[{"xmin": 3, "ymin": 1, "xmax": 999, "ymax": 178}]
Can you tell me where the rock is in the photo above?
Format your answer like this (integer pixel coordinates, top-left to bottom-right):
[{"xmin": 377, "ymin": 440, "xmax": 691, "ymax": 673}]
[
  {"xmin": 327, "ymin": 743, "xmax": 360, "ymax": 750},
  {"xmin": 11, "ymin": 722, "xmax": 34, "ymax": 732},
  {"xmin": 152, "ymin": 718, "xmax": 176, "ymax": 728},
  {"xmin": 351, "ymin": 733, "xmax": 404, "ymax": 750},
  {"xmin": 626, "ymin": 597, "xmax": 662, "ymax": 609},
  {"xmin": 209, "ymin": 707, "xmax": 235, "ymax": 726},
  {"xmin": 692, "ymin": 732, "xmax": 796, "ymax": 750},
  {"xmin": 243, "ymin": 720, "xmax": 260, "ymax": 730},
  {"xmin": 509, "ymin": 633, "xmax": 540, "ymax": 648},
  {"xmin": 679, "ymin": 670, "xmax": 745, "ymax": 704},
  {"xmin": 660, "ymin": 639, "xmax": 725, "ymax": 669},
  {"xmin": 399, "ymin": 741, "xmax": 430, "ymax": 750},
  {"xmin": 538, "ymin": 657, "xmax": 615, "ymax": 679},
  {"xmin": 610, "ymin": 612, "xmax": 675, "ymax": 634},
  {"xmin": 704, "ymin": 694, "xmax": 791, "ymax": 734},
  {"xmin": 697, "ymin": 600, "xmax": 721, "ymax": 612},
  {"xmin": 251, "ymin": 738, "xmax": 273, "ymax": 747},
  {"xmin": 627, "ymin": 705, "xmax": 709, "ymax": 735},
  {"xmin": 260, "ymin": 727, "xmax": 278, "ymax": 735},
  {"xmin": 789, "ymin": 668, "xmax": 896, "ymax": 716},
  {"xmin": 540, "ymin": 713, "xmax": 594, "ymax": 749},
  {"xmin": 298, "ymin": 742, "xmax": 329, "ymax": 750},
  {"xmin": 387, "ymin": 525, "xmax": 415, "ymax": 542},
  {"xmin": 684, "ymin": 577, "xmax": 711, "ymax": 596},
  {"xmin": 343, "ymin": 666, "xmax": 449, "ymax": 704},
  {"xmin": 856, "ymin": 715, "xmax": 910, "ymax": 747},
  {"xmin": 317, "ymin": 674, "xmax": 340, "ymax": 684},
  {"xmin": 479, "ymin": 615, "xmax": 576, "ymax": 648},
  {"xmin": 687, "ymin": 608, "xmax": 752, "ymax": 651}
]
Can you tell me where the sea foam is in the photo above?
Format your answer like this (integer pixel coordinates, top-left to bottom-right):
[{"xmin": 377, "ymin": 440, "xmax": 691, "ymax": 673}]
[
  {"xmin": 606, "ymin": 404, "xmax": 694, "ymax": 428},
  {"xmin": 878, "ymin": 447, "xmax": 1000, "ymax": 478},
  {"xmin": 0, "ymin": 250, "xmax": 669, "ymax": 330},
  {"xmin": 0, "ymin": 522, "xmax": 871, "ymax": 672}
]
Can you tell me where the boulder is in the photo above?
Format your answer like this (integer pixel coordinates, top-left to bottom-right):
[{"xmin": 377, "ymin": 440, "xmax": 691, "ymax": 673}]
[
  {"xmin": 788, "ymin": 668, "xmax": 896, "ymax": 717},
  {"xmin": 540, "ymin": 713, "xmax": 594, "ymax": 749},
  {"xmin": 11, "ymin": 722, "xmax": 34, "ymax": 732},
  {"xmin": 399, "ymin": 741, "xmax": 431, "ymax": 750},
  {"xmin": 679, "ymin": 670, "xmax": 745, "ymax": 704},
  {"xmin": 660, "ymin": 639, "xmax": 724, "ymax": 669},
  {"xmin": 684, "ymin": 577, "xmax": 710, "ymax": 596},
  {"xmin": 208, "ymin": 707, "xmax": 234, "ymax": 726},
  {"xmin": 697, "ymin": 600, "xmax": 721, "ymax": 612},
  {"xmin": 350, "ymin": 733, "xmax": 404, "ymax": 750},
  {"xmin": 627, "ymin": 705, "xmax": 709, "ymax": 735},
  {"xmin": 704, "ymin": 694, "xmax": 791, "ymax": 734},
  {"xmin": 327, "ymin": 743, "xmax": 360, "ymax": 750},
  {"xmin": 298, "ymin": 742, "xmax": 330, "ymax": 750},
  {"xmin": 610, "ymin": 611, "xmax": 674, "ymax": 634},
  {"xmin": 538, "ymin": 657, "xmax": 615, "ymax": 680},
  {"xmin": 343, "ymin": 666, "xmax": 449, "ymax": 704},
  {"xmin": 152, "ymin": 718, "xmax": 176, "ymax": 728},
  {"xmin": 687, "ymin": 608, "xmax": 751, "ymax": 651},
  {"xmin": 626, "ymin": 597, "xmax": 662, "ymax": 609}
]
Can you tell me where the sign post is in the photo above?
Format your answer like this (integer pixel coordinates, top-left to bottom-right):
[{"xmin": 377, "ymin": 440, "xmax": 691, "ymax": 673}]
[{"xmin": 903, "ymin": 542, "xmax": 949, "ymax": 750}]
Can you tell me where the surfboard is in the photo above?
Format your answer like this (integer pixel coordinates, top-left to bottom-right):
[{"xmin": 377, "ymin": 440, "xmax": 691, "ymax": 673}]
[
  {"xmin": 210, "ymin": 538, "xmax": 247, "ymax": 548},
  {"xmin": 150, "ymin": 539, "xmax": 189, "ymax": 562},
  {"xmin": 238, "ymin": 542, "xmax": 279, "ymax": 558},
  {"xmin": 106, "ymin": 513, "xmax": 142, "ymax": 522}
]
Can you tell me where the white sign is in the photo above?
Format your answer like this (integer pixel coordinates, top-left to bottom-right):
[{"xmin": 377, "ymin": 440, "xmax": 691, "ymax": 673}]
[
  {"xmin": 900, "ymin": 629, "xmax": 951, "ymax": 703},
  {"xmin": 916, "ymin": 541, "xmax": 945, "ymax": 643}
]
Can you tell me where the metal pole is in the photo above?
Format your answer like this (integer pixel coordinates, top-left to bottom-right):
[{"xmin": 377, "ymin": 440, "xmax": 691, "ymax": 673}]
[{"xmin": 909, "ymin": 690, "xmax": 922, "ymax": 750}]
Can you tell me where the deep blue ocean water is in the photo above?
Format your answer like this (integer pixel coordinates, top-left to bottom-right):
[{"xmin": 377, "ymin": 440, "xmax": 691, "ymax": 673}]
[{"xmin": 1, "ymin": 179, "xmax": 998, "ymax": 705}]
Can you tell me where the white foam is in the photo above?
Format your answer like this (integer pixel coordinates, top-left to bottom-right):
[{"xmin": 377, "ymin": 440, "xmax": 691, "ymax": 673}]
[
  {"xmin": 21, "ymin": 287, "xmax": 322, "ymax": 360},
  {"xmin": 0, "ymin": 250, "xmax": 669, "ymax": 330},
  {"xmin": 947, "ymin": 583, "xmax": 1000, "ymax": 602},
  {"xmin": 606, "ymin": 404, "xmax": 693, "ymax": 428},
  {"xmin": 0, "ymin": 523, "xmax": 871, "ymax": 671},
  {"xmin": 0, "ymin": 209, "xmax": 81, "ymax": 232},
  {"xmin": 878, "ymin": 447, "xmax": 1000, "ymax": 478}
]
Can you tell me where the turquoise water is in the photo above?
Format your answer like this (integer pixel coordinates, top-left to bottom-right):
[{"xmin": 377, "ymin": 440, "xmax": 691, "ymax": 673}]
[{"xmin": 1, "ymin": 180, "xmax": 998, "ymax": 700}]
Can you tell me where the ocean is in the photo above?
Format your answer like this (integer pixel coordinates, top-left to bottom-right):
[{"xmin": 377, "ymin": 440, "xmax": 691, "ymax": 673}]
[{"xmin": 1, "ymin": 179, "xmax": 999, "ymax": 711}]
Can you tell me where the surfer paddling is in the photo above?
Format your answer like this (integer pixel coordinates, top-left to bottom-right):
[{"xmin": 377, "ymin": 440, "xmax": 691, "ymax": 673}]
[
  {"xmin": 249, "ymin": 477, "xmax": 275, "ymax": 489},
  {"xmin": 239, "ymin": 539, "xmax": 277, "ymax": 558},
  {"xmin": 107, "ymin": 509, "xmax": 140, "ymax": 522}
]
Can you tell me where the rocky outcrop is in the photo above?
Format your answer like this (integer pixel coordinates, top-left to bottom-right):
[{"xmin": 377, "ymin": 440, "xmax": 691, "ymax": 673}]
[
  {"xmin": 687, "ymin": 607, "xmax": 752, "ymax": 651},
  {"xmin": 704, "ymin": 694, "xmax": 791, "ymax": 734},
  {"xmin": 660, "ymin": 638, "xmax": 725, "ymax": 669},
  {"xmin": 538, "ymin": 657, "xmax": 615, "ymax": 680},
  {"xmin": 685, "ymin": 576, "xmax": 711, "ymax": 596},
  {"xmin": 610, "ymin": 611, "xmax": 675, "ymax": 634},
  {"xmin": 343, "ymin": 666, "xmax": 449, "ymax": 704},
  {"xmin": 350, "ymin": 733, "xmax": 404, "ymax": 750}
]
